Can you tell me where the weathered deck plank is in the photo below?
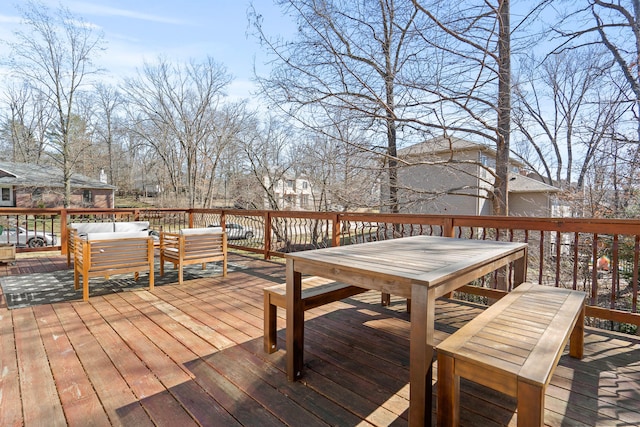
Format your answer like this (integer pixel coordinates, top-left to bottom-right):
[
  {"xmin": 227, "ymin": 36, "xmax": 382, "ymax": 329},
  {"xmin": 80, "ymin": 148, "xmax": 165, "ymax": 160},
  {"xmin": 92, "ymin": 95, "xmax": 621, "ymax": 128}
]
[{"xmin": 1, "ymin": 253, "xmax": 640, "ymax": 426}]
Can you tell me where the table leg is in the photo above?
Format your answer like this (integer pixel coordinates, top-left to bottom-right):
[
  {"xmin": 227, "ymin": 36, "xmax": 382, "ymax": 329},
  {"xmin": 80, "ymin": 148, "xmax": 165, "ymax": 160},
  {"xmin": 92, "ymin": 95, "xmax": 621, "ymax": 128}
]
[
  {"xmin": 409, "ymin": 284, "xmax": 435, "ymax": 427},
  {"xmin": 513, "ymin": 247, "xmax": 528, "ymax": 286},
  {"xmin": 286, "ymin": 258, "xmax": 304, "ymax": 381}
]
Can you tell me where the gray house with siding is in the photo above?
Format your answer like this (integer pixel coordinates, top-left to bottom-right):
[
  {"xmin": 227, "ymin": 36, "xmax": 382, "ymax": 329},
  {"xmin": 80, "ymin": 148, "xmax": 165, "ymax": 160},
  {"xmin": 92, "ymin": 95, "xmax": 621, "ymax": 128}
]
[{"xmin": 396, "ymin": 137, "xmax": 560, "ymax": 216}]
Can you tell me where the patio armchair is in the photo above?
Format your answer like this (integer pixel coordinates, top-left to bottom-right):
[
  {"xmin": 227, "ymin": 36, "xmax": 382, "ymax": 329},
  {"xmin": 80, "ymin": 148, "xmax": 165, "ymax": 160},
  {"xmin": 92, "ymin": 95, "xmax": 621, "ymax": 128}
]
[
  {"xmin": 159, "ymin": 227, "xmax": 227, "ymax": 285},
  {"xmin": 73, "ymin": 231, "xmax": 155, "ymax": 301},
  {"xmin": 66, "ymin": 221, "xmax": 151, "ymax": 267}
]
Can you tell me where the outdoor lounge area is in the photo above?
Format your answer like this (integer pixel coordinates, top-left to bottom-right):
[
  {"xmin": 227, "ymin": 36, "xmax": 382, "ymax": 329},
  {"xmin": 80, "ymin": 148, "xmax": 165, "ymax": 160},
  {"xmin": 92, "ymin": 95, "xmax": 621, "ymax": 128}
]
[{"xmin": 1, "ymin": 250, "xmax": 639, "ymax": 426}]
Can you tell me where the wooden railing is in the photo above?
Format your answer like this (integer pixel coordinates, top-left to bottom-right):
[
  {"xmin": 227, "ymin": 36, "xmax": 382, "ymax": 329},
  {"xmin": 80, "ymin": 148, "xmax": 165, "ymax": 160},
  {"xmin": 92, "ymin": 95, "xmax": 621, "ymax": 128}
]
[{"xmin": 1, "ymin": 207, "xmax": 639, "ymax": 332}]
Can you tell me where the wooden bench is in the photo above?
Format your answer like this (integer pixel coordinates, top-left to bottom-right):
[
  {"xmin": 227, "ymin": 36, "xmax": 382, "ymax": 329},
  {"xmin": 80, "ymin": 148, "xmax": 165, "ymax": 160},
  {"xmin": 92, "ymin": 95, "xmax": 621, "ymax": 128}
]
[
  {"xmin": 436, "ymin": 282, "xmax": 586, "ymax": 427},
  {"xmin": 74, "ymin": 232, "xmax": 155, "ymax": 302},
  {"xmin": 264, "ymin": 277, "xmax": 367, "ymax": 353}
]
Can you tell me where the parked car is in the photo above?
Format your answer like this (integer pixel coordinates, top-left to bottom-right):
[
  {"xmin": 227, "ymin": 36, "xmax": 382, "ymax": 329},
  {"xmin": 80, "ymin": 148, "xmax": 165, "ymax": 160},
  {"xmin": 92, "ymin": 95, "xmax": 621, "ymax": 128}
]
[
  {"xmin": 0, "ymin": 226, "xmax": 57, "ymax": 247},
  {"xmin": 209, "ymin": 223, "xmax": 255, "ymax": 240}
]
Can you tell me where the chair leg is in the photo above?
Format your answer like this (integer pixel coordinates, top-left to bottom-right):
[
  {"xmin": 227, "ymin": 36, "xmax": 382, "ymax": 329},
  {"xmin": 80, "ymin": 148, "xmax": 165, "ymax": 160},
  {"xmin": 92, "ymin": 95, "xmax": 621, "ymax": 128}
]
[{"xmin": 83, "ymin": 276, "xmax": 90, "ymax": 302}]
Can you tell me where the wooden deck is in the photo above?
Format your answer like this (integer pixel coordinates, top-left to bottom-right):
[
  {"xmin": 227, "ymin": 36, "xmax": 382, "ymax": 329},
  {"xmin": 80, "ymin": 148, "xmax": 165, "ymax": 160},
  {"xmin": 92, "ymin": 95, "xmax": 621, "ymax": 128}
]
[{"xmin": 1, "ymin": 253, "xmax": 639, "ymax": 426}]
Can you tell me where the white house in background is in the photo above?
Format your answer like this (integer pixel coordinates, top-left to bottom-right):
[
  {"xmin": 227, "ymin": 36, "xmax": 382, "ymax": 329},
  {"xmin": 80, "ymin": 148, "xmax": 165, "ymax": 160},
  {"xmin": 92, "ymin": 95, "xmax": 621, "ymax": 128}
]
[
  {"xmin": 263, "ymin": 174, "xmax": 315, "ymax": 210},
  {"xmin": 396, "ymin": 136, "xmax": 561, "ymax": 216}
]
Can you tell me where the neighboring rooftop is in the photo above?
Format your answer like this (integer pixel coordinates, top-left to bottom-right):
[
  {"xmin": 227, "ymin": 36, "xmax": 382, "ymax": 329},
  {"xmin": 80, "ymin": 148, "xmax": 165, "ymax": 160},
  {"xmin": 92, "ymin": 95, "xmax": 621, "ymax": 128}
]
[
  {"xmin": 509, "ymin": 173, "xmax": 560, "ymax": 193},
  {"xmin": 0, "ymin": 161, "xmax": 115, "ymax": 190}
]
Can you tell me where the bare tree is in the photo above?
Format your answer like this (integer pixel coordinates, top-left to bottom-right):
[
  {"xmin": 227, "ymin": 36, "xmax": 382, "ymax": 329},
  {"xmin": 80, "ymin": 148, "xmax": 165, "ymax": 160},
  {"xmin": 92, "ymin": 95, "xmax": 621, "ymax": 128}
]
[
  {"xmin": 296, "ymin": 120, "xmax": 381, "ymax": 212},
  {"xmin": 512, "ymin": 48, "xmax": 623, "ymax": 189},
  {"xmin": 408, "ymin": 0, "xmax": 517, "ymax": 214},
  {"xmin": 92, "ymin": 84, "xmax": 124, "ymax": 186},
  {"xmin": 0, "ymin": 82, "xmax": 53, "ymax": 163},
  {"xmin": 5, "ymin": 1, "xmax": 104, "ymax": 206},
  {"xmin": 240, "ymin": 115, "xmax": 297, "ymax": 210},
  {"xmin": 251, "ymin": 0, "xmax": 427, "ymax": 213},
  {"xmin": 123, "ymin": 56, "xmax": 232, "ymax": 208}
]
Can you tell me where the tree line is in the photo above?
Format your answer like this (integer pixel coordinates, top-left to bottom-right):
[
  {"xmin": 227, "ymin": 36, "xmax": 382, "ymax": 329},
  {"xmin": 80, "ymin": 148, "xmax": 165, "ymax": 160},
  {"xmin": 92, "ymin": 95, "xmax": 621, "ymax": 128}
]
[{"xmin": 1, "ymin": 0, "xmax": 638, "ymax": 218}]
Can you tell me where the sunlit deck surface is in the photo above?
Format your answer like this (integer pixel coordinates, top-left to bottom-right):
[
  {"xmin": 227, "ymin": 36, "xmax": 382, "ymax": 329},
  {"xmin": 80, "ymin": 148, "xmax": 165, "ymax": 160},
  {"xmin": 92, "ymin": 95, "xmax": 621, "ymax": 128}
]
[{"xmin": 1, "ymin": 253, "xmax": 639, "ymax": 426}]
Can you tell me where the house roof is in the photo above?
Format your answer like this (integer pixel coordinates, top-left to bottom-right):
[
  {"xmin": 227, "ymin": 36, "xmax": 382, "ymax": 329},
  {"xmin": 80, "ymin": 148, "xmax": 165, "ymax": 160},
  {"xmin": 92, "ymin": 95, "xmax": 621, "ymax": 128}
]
[
  {"xmin": 399, "ymin": 136, "xmax": 526, "ymax": 168},
  {"xmin": 509, "ymin": 173, "xmax": 559, "ymax": 193},
  {"xmin": 399, "ymin": 136, "xmax": 491, "ymax": 156},
  {"xmin": 0, "ymin": 161, "xmax": 116, "ymax": 190}
]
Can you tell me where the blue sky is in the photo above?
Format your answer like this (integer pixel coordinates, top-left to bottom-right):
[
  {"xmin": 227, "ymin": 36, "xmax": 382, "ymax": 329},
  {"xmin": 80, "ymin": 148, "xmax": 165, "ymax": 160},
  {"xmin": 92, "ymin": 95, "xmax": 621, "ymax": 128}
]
[{"xmin": 0, "ymin": 0, "xmax": 294, "ymax": 100}]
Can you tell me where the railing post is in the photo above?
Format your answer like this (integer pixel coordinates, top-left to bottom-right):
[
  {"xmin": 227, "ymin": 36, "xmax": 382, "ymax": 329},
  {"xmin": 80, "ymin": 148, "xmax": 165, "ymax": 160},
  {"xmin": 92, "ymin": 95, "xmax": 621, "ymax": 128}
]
[
  {"xmin": 443, "ymin": 218, "xmax": 455, "ymax": 237},
  {"xmin": 60, "ymin": 208, "xmax": 68, "ymax": 255},
  {"xmin": 188, "ymin": 210, "xmax": 194, "ymax": 228},
  {"xmin": 264, "ymin": 211, "xmax": 272, "ymax": 259},
  {"xmin": 332, "ymin": 214, "xmax": 341, "ymax": 247}
]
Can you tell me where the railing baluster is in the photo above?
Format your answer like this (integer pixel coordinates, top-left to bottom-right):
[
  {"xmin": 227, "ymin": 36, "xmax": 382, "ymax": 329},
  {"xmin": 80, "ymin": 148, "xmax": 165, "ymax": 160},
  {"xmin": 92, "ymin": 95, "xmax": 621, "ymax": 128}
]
[
  {"xmin": 539, "ymin": 231, "xmax": 545, "ymax": 285},
  {"xmin": 592, "ymin": 234, "xmax": 599, "ymax": 306},
  {"xmin": 612, "ymin": 235, "xmax": 619, "ymax": 310},
  {"xmin": 572, "ymin": 232, "xmax": 579, "ymax": 290}
]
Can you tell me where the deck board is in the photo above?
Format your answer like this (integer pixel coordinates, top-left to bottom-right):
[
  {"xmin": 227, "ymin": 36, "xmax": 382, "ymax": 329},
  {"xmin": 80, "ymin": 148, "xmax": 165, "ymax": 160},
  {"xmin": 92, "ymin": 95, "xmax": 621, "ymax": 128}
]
[{"xmin": 1, "ymin": 252, "xmax": 640, "ymax": 426}]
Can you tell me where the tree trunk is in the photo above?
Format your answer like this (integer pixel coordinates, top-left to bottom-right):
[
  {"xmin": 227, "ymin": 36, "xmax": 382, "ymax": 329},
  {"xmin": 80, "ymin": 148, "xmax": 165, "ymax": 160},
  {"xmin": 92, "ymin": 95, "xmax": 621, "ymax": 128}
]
[{"xmin": 494, "ymin": 0, "xmax": 511, "ymax": 216}]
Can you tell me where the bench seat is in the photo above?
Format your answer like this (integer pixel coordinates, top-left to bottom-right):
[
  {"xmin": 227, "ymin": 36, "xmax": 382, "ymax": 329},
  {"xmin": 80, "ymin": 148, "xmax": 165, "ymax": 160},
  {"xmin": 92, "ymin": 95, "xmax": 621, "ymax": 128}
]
[
  {"xmin": 436, "ymin": 282, "xmax": 586, "ymax": 427},
  {"xmin": 264, "ymin": 277, "xmax": 367, "ymax": 353}
]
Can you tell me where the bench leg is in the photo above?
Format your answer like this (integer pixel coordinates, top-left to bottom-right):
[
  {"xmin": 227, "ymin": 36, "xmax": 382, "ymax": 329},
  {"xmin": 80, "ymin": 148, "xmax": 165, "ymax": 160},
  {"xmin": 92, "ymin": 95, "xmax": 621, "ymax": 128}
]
[
  {"xmin": 517, "ymin": 380, "xmax": 544, "ymax": 427},
  {"xmin": 381, "ymin": 292, "xmax": 391, "ymax": 306},
  {"xmin": 437, "ymin": 352, "xmax": 459, "ymax": 427},
  {"xmin": 264, "ymin": 292, "xmax": 278, "ymax": 353}
]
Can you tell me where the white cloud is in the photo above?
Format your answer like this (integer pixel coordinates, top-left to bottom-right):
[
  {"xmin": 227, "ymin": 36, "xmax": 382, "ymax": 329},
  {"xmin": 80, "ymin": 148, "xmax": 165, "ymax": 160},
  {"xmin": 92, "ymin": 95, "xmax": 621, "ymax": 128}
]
[
  {"xmin": 64, "ymin": 1, "xmax": 186, "ymax": 25},
  {"xmin": 0, "ymin": 14, "xmax": 21, "ymax": 24}
]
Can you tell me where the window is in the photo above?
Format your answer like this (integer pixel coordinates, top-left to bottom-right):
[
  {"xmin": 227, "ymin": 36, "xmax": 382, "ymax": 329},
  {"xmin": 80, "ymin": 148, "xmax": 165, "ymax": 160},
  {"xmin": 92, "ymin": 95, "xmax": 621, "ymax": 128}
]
[
  {"xmin": 301, "ymin": 194, "xmax": 309, "ymax": 208},
  {"xmin": 302, "ymin": 181, "xmax": 308, "ymax": 190},
  {"xmin": 83, "ymin": 190, "xmax": 93, "ymax": 203},
  {"xmin": 286, "ymin": 180, "xmax": 294, "ymax": 188},
  {"xmin": 1, "ymin": 188, "xmax": 10, "ymax": 201}
]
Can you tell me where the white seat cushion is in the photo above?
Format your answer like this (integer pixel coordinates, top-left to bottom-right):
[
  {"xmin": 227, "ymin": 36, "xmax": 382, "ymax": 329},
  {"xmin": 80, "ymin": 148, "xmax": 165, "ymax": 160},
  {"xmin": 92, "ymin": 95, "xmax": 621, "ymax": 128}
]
[
  {"xmin": 114, "ymin": 221, "xmax": 150, "ymax": 232},
  {"xmin": 86, "ymin": 231, "xmax": 149, "ymax": 241},
  {"xmin": 179, "ymin": 227, "xmax": 223, "ymax": 235}
]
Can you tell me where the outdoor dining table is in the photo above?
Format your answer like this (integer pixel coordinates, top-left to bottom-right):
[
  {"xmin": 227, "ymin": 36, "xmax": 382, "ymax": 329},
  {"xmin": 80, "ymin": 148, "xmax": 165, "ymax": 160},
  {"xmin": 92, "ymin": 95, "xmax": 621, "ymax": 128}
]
[{"xmin": 284, "ymin": 234, "xmax": 528, "ymax": 427}]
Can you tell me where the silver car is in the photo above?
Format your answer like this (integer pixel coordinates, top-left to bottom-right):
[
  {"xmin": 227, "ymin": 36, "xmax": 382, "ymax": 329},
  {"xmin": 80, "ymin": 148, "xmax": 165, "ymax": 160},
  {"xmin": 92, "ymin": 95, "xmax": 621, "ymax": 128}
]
[
  {"xmin": 0, "ymin": 226, "xmax": 58, "ymax": 247},
  {"xmin": 210, "ymin": 223, "xmax": 255, "ymax": 240}
]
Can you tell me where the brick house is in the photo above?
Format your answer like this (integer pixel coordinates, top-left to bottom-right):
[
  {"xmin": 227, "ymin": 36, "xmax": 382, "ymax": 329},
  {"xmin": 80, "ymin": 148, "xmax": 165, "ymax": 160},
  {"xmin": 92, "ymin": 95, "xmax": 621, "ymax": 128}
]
[{"xmin": 0, "ymin": 161, "xmax": 116, "ymax": 208}]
